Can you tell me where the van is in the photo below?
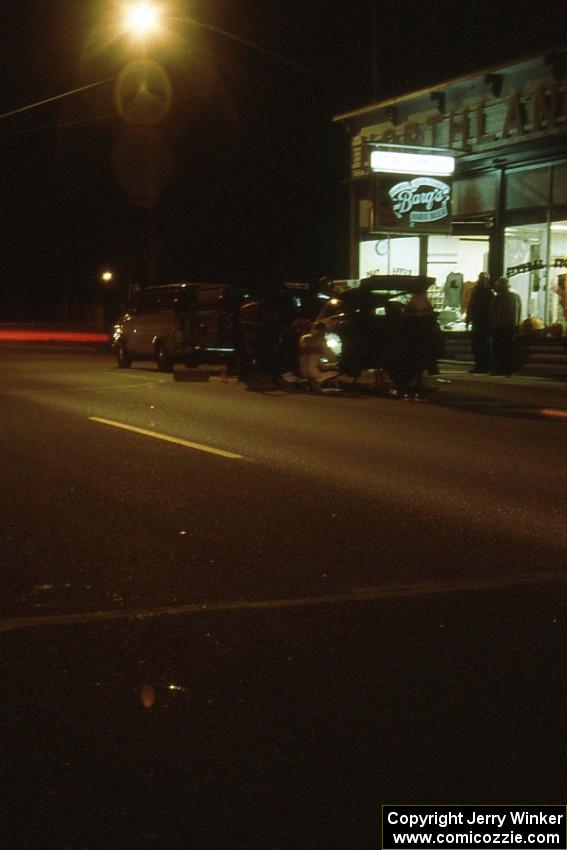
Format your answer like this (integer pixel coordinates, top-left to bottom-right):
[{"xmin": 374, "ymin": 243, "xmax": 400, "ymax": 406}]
[{"xmin": 112, "ymin": 283, "xmax": 242, "ymax": 371}]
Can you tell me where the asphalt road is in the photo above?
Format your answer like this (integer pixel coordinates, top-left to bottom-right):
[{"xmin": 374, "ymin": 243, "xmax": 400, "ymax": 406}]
[{"xmin": 0, "ymin": 347, "xmax": 566, "ymax": 849}]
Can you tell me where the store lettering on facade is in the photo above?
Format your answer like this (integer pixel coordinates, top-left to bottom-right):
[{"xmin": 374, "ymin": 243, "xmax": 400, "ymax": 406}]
[{"xmin": 356, "ymin": 79, "xmax": 567, "ymax": 170}]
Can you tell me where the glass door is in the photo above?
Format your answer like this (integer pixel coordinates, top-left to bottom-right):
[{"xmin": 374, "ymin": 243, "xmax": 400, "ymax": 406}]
[
  {"xmin": 504, "ymin": 223, "xmax": 549, "ymax": 324},
  {"xmin": 549, "ymin": 220, "xmax": 567, "ymax": 325}
]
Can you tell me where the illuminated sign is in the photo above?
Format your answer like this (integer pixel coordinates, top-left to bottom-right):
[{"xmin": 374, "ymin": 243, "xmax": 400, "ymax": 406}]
[
  {"xmin": 388, "ymin": 177, "xmax": 451, "ymax": 227},
  {"xmin": 370, "ymin": 149, "xmax": 455, "ymax": 176}
]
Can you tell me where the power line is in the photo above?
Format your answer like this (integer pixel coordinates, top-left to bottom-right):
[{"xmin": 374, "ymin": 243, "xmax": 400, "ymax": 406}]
[
  {"xmin": 0, "ymin": 15, "xmax": 329, "ymax": 133},
  {"xmin": 0, "ymin": 76, "xmax": 116, "ymax": 122},
  {"xmin": 173, "ymin": 16, "xmax": 329, "ymax": 82}
]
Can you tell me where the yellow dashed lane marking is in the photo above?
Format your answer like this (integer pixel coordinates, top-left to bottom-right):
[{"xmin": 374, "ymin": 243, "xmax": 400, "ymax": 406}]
[{"xmin": 89, "ymin": 416, "xmax": 246, "ymax": 460}]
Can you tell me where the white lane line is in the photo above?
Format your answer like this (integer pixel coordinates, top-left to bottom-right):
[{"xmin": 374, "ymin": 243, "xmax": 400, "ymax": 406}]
[
  {"xmin": 0, "ymin": 572, "xmax": 562, "ymax": 634},
  {"xmin": 89, "ymin": 416, "xmax": 246, "ymax": 460},
  {"xmin": 9, "ymin": 381, "xmax": 162, "ymax": 396}
]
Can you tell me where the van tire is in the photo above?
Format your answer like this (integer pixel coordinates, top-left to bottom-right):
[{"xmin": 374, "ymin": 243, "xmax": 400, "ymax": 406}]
[
  {"xmin": 116, "ymin": 342, "xmax": 132, "ymax": 368},
  {"xmin": 155, "ymin": 342, "xmax": 174, "ymax": 373}
]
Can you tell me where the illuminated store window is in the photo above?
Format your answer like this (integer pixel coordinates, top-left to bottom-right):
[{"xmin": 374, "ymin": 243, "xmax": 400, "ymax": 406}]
[
  {"xmin": 504, "ymin": 222, "xmax": 548, "ymax": 323},
  {"xmin": 358, "ymin": 236, "xmax": 419, "ymax": 279},
  {"xmin": 549, "ymin": 219, "xmax": 567, "ymax": 325},
  {"xmin": 427, "ymin": 235, "xmax": 488, "ymax": 330}
]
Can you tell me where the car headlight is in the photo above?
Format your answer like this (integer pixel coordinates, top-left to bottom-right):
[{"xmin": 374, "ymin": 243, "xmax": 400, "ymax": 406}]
[{"xmin": 325, "ymin": 332, "xmax": 342, "ymax": 356}]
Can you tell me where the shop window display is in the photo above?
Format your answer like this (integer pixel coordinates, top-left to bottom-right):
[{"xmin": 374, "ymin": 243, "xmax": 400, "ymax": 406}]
[
  {"xmin": 358, "ymin": 236, "xmax": 419, "ymax": 279},
  {"xmin": 549, "ymin": 222, "xmax": 567, "ymax": 326},
  {"xmin": 504, "ymin": 220, "xmax": 567, "ymax": 331},
  {"xmin": 426, "ymin": 235, "xmax": 489, "ymax": 331},
  {"xmin": 501, "ymin": 163, "xmax": 567, "ymax": 333},
  {"xmin": 504, "ymin": 222, "xmax": 548, "ymax": 324}
]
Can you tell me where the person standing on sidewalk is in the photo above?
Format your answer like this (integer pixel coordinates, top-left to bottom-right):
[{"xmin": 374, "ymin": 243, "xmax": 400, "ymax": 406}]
[
  {"xmin": 489, "ymin": 276, "xmax": 521, "ymax": 376},
  {"xmin": 466, "ymin": 272, "xmax": 493, "ymax": 373}
]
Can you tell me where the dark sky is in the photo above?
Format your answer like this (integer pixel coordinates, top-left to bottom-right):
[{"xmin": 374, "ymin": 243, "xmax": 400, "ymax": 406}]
[{"xmin": 1, "ymin": 0, "xmax": 566, "ymax": 319}]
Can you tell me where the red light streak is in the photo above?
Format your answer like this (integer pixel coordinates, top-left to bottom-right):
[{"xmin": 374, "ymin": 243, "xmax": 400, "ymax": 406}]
[
  {"xmin": 0, "ymin": 330, "xmax": 109, "ymax": 343},
  {"xmin": 540, "ymin": 407, "xmax": 567, "ymax": 421}
]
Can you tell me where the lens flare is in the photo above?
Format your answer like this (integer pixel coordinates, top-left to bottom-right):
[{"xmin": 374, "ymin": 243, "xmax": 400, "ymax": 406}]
[{"xmin": 140, "ymin": 685, "xmax": 156, "ymax": 708}]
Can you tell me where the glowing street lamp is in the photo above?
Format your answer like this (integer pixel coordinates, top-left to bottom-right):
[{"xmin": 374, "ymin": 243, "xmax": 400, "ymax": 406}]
[
  {"xmin": 101, "ymin": 270, "xmax": 114, "ymax": 283},
  {"xmin": 116, "ymin": 2, "xmax": 317, "ymax": 79},
  {"xmin": 121, "ymin": 2, "xmax": 164, "ymax": 41}
]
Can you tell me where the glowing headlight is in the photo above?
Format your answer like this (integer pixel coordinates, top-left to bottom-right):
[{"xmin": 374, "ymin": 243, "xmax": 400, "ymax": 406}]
[{"xmin": 325, "ymin": 332, "xmax": 342, "ymax": 356}]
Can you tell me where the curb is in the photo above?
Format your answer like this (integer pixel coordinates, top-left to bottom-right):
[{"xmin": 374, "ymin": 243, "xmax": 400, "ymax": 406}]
[{"xmin": 424, "ymin": 365, "xmax": 567, "ymax": 411}]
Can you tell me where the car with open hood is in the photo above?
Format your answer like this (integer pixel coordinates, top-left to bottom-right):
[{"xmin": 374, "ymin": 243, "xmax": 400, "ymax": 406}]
[{"xmin": 314, "ymin": 275, "xmax": 436, "ymax": 376}]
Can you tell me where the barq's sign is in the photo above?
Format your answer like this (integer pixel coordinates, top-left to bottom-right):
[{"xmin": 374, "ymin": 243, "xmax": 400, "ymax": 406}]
[{"xmin": 389, "ymin": 177, "xmax": 451, "ymax": 226}]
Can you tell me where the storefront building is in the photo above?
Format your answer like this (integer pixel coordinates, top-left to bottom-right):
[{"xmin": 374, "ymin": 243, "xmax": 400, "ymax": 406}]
[{"xmin": 334, "ymin": 48, "xmax": 567, "ymax": 332}]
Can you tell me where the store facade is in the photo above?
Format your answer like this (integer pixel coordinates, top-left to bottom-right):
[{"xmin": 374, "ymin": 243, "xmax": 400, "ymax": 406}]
[{"xmin": 334, "ymin": 48, "xmax": 567, "ymax": 332}]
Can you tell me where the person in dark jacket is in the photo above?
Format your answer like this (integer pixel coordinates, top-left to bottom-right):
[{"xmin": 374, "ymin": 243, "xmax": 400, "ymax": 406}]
[
  {"xmin": 466, "ymin": 272, "xmax": 494, "ymax": 373},
  {"xmin": 489, "ymin": 276, "xmax": 521, "ymax": 376},
  {"xmin": 379, "ymin": 300, "xmax": 416, "ymax": 397}
]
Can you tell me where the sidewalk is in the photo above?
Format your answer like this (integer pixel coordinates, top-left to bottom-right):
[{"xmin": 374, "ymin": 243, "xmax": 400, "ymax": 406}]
[{"xmin": 424, "ymin": 360, "xmax": 567, "ymax": 411}]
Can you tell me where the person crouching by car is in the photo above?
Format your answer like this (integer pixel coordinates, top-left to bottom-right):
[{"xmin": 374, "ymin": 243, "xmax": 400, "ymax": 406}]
[
  {"xmin": 403, "ymin": 288, "xmax": 443, "ymax": 399},
  {"xmin": 298, "ymin": 322, "xmax": 339, "ymax": 391},
  {"xmin": 275, "ymin": 314, "xmax": 312, "ymax": 389}
]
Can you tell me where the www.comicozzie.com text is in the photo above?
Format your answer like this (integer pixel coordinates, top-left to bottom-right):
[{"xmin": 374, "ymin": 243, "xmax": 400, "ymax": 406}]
[{"xmin": 389, "ymin": 830, "xmax": 561, "ymax": 845}]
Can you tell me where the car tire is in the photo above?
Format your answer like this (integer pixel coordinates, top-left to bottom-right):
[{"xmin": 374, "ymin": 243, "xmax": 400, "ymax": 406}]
[
  {"xmin": 116, "ymin": 341, "xmax": 132, "ymax": 368},
  {"xmin": 155, "ymin": 342, "xmax": 174, "ymax": 373}
]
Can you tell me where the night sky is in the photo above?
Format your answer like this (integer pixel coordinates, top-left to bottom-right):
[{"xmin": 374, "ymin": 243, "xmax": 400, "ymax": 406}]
[{"xmin": 1, "ymin": 0, "xmax": 566, "ymax": 320}]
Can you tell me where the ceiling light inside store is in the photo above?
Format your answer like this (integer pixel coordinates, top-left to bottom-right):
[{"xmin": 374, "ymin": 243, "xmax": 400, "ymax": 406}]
[{"xmin": 370, "ymin": 150, "xmax": 455, "ymax": 176}]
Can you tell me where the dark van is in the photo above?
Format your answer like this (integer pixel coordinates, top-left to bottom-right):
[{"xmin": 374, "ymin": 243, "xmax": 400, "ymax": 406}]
[{"xmin": 112, "ymin": 283, "xmax": 242, "ymax": 371}]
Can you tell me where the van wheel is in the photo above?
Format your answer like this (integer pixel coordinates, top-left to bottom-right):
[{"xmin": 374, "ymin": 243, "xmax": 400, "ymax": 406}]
[
  {"xmin": 116, "ymin": 342, "xmax": 131, "ymax": 368},
  {"xmin": 155, "ymin": 343, "xmax": 174, "ymax": 373}
]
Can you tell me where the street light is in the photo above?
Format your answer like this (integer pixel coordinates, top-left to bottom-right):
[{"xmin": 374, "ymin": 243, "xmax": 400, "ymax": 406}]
[
  {"xmin": 101, "ymin": 270, "xmax": 114, "ymax": 283},
  {"xmin": 118, "ymin": 1, "xmax": 321, "ymax": 79},
  {"xmin": 121, "ymin": 1, "xmax": 165, "ymax": 42}
]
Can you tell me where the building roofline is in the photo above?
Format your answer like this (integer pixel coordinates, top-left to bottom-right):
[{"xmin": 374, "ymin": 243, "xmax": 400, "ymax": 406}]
[{"xmin": 332, "ymin": 44, "xmax": 567, "ymax": 123}]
